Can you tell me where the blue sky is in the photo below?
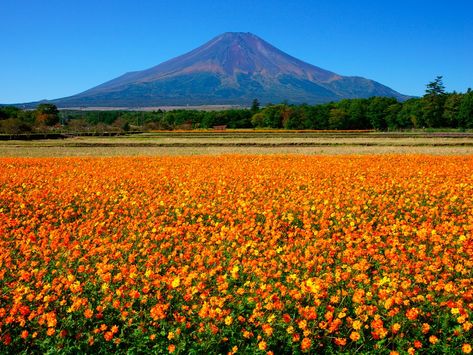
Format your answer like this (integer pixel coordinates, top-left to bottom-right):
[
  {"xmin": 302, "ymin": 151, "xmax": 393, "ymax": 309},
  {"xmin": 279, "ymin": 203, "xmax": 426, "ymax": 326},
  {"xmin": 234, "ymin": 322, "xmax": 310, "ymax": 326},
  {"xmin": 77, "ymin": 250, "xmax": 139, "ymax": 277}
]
[{"xmin": 1, "ymin": 0, "xmax": 472, "ymax": 103}]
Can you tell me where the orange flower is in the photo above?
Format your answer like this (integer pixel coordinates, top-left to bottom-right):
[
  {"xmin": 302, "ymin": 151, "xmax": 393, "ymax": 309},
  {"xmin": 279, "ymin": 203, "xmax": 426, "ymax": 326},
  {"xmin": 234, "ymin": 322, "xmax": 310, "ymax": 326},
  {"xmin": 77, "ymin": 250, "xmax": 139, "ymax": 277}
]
[
  {"xmin": 334, "ymin": 338, "xmax": 347, "ymax": 346},
  {"xmin": 84, "ymin": 309, "xmax": 93, "ymax": 319},
  {"xmin": 104, "ymin": 331, "xmax": 113, "ymax": 341},
  {"xmin": 406, "ymin": 308, "xmax": 420, "ymax": 320},
  {"xmin": 301, "ymin": 337, "xmax": 311, "ymax": 351},
  {"xmin": 391, "ymin": 323, "xmax": 401, "ymax": 334},
  {"xmin": 350, "ymin": 331, "xmax": 360, "ymax": 342},
  {"xmin": 463, "ymin": 322, "xmax": 473, "ymax": 332},
  {"xmin": 1, "ymin": 156, "xmax": 473, "ymax": 352},
  {"xmin": 262, "ymin": 324, "xmax": 273, "ymax": 337},
  {"xmin": 421, "ymin": 323, "xmax": 430, "ymax": 334}
]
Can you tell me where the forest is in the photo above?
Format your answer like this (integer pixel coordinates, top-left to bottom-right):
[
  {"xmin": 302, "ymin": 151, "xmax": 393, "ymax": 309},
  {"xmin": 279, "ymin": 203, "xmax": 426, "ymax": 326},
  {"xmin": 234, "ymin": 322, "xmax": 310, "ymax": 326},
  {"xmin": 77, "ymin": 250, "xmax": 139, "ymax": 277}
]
[{"xmin": 1, "ymin": 77, "xmax": 472, "ymax": 134}]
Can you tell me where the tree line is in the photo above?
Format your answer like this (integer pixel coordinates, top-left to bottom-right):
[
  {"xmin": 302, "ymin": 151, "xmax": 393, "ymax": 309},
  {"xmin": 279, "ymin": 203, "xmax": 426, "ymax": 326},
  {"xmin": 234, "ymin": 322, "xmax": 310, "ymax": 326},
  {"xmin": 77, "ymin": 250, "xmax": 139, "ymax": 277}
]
[{"xmin": 1, "ymin": 77, "xmax": 472, "ymax": 133}]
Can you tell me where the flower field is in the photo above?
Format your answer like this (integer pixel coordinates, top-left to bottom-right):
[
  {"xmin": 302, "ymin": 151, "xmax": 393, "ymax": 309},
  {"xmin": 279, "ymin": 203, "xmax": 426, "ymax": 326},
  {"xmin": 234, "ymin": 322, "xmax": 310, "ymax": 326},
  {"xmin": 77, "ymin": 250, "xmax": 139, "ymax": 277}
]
[{"xmin": 0, "ymin": 155, "xmax": 472, "ymax": 354}]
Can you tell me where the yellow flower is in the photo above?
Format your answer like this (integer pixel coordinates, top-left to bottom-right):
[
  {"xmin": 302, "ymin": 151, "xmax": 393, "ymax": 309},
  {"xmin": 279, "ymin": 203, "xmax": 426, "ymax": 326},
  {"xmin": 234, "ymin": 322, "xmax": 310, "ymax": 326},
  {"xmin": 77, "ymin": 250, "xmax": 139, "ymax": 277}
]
[
  {"xmin": 298, "ymin": 319, "xmax": 307, "ymax": 330},
  {"xmin": 171, "ymin": 277, "xmax": 180, "ymax": 288},
  {"xmin": 230, "ymin": 265, "xmax": 239, "ymax": 279},
  {"xmin": 352, "ymin": 320, "xmax": 362, "ymax": 330},
  {"xmin": 258, "ymin": 341, "xmax": 267, "ymax": 350}
]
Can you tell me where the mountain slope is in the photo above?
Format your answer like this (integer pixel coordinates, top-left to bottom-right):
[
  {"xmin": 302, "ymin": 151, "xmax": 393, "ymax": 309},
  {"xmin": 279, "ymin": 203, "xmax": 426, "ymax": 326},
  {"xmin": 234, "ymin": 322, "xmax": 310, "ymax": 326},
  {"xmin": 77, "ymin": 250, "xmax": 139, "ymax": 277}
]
[{"xmin": 50, "ymin": 32, "xmax": 409, "ymax": 107}]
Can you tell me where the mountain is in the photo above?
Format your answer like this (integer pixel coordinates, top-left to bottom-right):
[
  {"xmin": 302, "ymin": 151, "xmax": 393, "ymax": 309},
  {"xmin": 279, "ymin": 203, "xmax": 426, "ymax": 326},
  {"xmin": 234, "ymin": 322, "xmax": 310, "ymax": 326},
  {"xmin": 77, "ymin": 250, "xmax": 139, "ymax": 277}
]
[{"xmin": 48, "ymin": 32, "xmax": 409, "ymax": 107}]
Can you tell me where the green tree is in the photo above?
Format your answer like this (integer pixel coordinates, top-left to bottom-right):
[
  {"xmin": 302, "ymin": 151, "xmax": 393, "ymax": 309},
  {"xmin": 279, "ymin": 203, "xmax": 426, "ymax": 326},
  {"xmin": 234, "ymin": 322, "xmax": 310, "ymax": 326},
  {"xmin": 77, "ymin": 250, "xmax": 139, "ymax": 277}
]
[
  {"xmin": 201, "ymin": 111, "xmax": 217, "ymax": 129},
  {"xmin": 443, "ymin": 92, "xmax": 463, "ymax": 127},
  {"xmin": 458, "ymin": 90, "xmax": 473, "ymax": 128},
  {"xmin": 280, "ymin": 105, "xmax": 295, "ymax": 129},
  {"xmin": 422, "ymin": 76, "xmax": 447, "ymax": 127},
  {"xmin": 367, "ymin": 97, "xmax": 398, "ymax": 130},
  {"xmin": 0, "ymin": 118, "xmax": 32, "ymax": 134},
  {"xmin": 250, "ymin": 99, "xmax": 260, "ymax": 114},
  {"xmin": 425, "ymin": 76, "xmax": 446, "ymax": 96},
  {"xmin": 35, "ymin": 103, "xmax": 59, "ymax": 126},
  {"xmin": 231, "ymin": 110, "xmax": 252, "ymax": 128},
  {"xmin": 307, "ymin": 104, "xmax": 331, "ymax": 129},
  {"xmin": 260, "ymin": 105, "xmax": 285, "ymax": 128},
  {"xmin": 397, "ymin": 98, "xmax": 423, "ymax": 128},
  {"xmin": 346, "ymin": 99, "xmax": 369, "ymax": 129},
  {"xmin": 283, "ymin": 106, "xmax": 304, "ymax": 129},
  {"xmin": 122, "ymin": 121, "xmax": 131, "ymax": 132},
  {"xmin": 384, "ymin": 103, "xmax": 403, "ymax": 130},
  {"xmin": 250, "ymin": 112, "xmax": 265, "ymax": 128},
  {"xmin": 329, "ymin": 108, "xmax": 348, "ymax": 129},
  {"xmin": 0, "ymin": 106, "xmax": 21, "ymax": 120}
]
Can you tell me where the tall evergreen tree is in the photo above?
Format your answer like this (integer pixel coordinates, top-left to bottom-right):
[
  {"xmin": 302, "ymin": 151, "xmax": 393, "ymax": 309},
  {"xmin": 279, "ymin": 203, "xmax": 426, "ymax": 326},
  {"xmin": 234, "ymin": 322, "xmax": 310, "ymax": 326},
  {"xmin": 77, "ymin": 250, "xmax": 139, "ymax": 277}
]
[
  {"xmin": 422, "ymin": 76, "xmax": 447, "ymax": 127},
  {"xmin": 250, "ymin": 98, "xmax": 260, "ymax": 114}
]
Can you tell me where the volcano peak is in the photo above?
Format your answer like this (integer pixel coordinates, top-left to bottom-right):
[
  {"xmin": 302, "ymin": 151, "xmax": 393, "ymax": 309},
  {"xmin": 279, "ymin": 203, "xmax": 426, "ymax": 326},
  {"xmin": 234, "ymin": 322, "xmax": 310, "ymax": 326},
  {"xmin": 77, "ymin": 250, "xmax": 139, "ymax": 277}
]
[{"xmin": 49, "ymin": 32, "xmax": 409, "ymax": 107}]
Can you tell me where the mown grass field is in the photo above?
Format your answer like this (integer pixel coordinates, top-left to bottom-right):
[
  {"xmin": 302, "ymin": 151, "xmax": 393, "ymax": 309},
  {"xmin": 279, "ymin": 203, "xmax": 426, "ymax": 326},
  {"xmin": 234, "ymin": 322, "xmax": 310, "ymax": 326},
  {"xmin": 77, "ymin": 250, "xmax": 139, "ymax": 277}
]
[{"xmin": 1, "ymin": 131, "xmax": 473, "ymax": 156}]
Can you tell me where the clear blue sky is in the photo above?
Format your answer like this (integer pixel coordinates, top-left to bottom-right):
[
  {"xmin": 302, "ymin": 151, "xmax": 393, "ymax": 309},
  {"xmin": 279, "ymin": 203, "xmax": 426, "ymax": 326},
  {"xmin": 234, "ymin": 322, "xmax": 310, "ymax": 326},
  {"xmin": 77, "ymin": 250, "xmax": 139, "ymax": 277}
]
[{"xmin": 1, "ymin": 0, "xmax": 472, "ymax": 104}]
